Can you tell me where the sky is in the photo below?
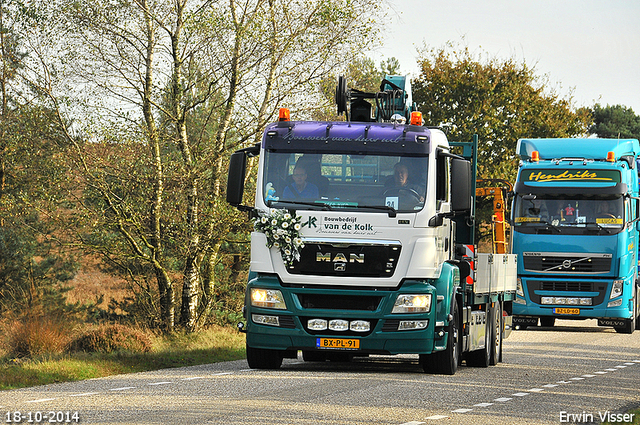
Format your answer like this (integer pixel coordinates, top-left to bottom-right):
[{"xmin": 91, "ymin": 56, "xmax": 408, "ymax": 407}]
[{"xmin": 371, "ymin": 0, "xmax": 640, "ymax": 113}]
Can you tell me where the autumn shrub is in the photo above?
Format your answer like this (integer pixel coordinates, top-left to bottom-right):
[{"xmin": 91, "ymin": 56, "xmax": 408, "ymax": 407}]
[
  {"xmin": 5, "ymin": 315, "xmax": 72, "ymax": 358},
  {"xmin": 70, "ymin": 323, "xmax": 152, "ymax": 353}
]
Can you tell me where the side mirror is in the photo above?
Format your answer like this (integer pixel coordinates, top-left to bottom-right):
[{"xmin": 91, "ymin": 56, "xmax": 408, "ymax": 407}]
[
  {"xmin": 451, "ymin": 158, "xmax": 472, "ymax": 212},
  {"xmin": 429, "ymin": 214, "xmax": 444, "ymax": 227},
  {"xmin": 226, "ymin": 151, "xmax": 247, "ymax": 207}
]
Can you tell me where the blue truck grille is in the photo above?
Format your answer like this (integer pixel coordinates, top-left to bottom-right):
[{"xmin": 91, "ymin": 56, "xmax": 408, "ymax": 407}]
[
  {"xmin": 522, "ymin": 253, "xmax": 611, "ymax": 273},
  {"xmin": 526, "ymin": 280, "xmax": 607, "ymax": 305}
]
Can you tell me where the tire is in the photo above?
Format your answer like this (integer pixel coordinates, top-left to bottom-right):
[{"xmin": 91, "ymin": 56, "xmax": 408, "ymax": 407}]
[
  {"xmin": 422, "ymin": 299, "xmax": 461, "ymax": 375},
  {"xmin": 246, "ymin": 345, "xmax": 283, "ymax": 369},
  {"xmin": 540, "ymin": 317, "xmax": 556, "ymax": 327}
]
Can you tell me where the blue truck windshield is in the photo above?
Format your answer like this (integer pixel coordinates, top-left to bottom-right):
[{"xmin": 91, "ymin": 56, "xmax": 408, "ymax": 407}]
[
  {"xmin": 513, "ymin": 194, "xmax": 625, "ymax": 234},
  {"xmin": 262, "ymin": 151, "xmax": 428, "ymax": 212}
]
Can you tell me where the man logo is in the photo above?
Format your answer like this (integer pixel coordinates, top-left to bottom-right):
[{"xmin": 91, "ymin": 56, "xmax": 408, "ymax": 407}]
[{"xmin": 316, "ymin": 252, "xmax": 365, "ymax": 263}]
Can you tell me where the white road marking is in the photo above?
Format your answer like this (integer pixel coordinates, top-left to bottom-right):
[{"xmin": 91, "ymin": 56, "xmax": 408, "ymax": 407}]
[
  {"xmin": 452, "ymin": 408, "xmax": 473, "ymax": 413},
  {"xmin": 70, "ymin": 392, "xmax": 100, "ymax": 397},
  {"xmin": 110, "ymin": 386, "xmax": 136, "ymax": 391},
  {"xmin": 528, "ymin": 388, "xmax": 544, "ymax": 392},
  {"xmin": 474, "ymin": 402, "xmax": 493, "ymax": 407},
  {"xmin": 181, "ymin": 376, "xmax": 205, "ymax": 380},
  {"xmin": 425, "ymin": 415, "xmax": 449, "ymax": 420},
  {"xmin": 543, "ymin": 384, "xmax": 558, "ymax": 388},
  {"xmin": 26, "ymin": 398, "xmax": 56, "ymax": 403},
  {"xmin": 582, "ymin": 374, "xmax": 595, "ymax": 378},
  {"xmin": 512, "ymin": 392, "xmax": 529, "ymax": 397},
  {"xmin": 594, "ymin": 371, "xmax": 607, "ymax": 374},
  {"xmin": 494, "ymin": 397, "xmax": 512, "ymax": 402},
  {"xmin": 148, "ymin": 381, "xmax": 172, "ymax": 385},
  {"xmin": 400, "ymin": 422, "xmax": 425, "ymax": 425}
]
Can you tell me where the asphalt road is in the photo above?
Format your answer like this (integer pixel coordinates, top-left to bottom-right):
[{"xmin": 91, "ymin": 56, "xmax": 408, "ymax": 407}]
[{"xmin": 1, "ymin": 319, "xmax": 639, "ymax": 425}]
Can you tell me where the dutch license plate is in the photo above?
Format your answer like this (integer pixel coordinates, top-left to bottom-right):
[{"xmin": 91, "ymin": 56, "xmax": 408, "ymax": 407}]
[
  {"xmin": 553, "ymin": 307, "xmax": 580, "ymax": 315},
  {"xmin": 316, "ymin": 338, "xmax": 359, "ymax": 350}
]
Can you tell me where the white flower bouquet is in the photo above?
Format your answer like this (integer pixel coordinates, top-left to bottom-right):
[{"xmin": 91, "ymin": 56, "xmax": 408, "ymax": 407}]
[{"xmin": 253, "ymin": 209, "xmax": 304, "ymax": 266}]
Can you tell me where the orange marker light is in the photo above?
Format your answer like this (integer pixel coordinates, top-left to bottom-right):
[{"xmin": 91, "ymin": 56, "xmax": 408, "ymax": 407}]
[
  {"xmin": 410, "ymin": 111, "xmax": 423, "ymax": 126},
  {"xmin": 531, "ymin": 151, "xmax": 540, "ymax": 162},
  {"xmin": 278, "ymin": 108, "xmax": 290, "ymax": 122},
  {"xmin": 606, "ymin": 151, "xmax": 615, "ymax": 162}
]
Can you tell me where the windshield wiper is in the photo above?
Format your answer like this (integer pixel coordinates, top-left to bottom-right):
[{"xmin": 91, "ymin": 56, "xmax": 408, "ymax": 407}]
[
  {"xmin": 267, "ymin": 199, "xmax": 333, "ymax": 210},
  {"xmin": 355, "ymin": 204, "xmax": 397, "ymax": 218},
  {"xmin": 585, "ymin": 222, "xmax": 612, "ymax": 234},
  {"xmin": 532, "ymin": 219, "xmax": 562, "ymax": 233}
]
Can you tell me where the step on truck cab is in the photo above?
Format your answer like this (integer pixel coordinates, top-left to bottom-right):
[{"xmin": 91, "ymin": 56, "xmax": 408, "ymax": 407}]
[
  {"xmin": 511, "ymin": 138, "xmax": 640, "ymax": 333},
  {"xmin": 226, "ymin": 76, "xmax": 516, "ymax": 374}
]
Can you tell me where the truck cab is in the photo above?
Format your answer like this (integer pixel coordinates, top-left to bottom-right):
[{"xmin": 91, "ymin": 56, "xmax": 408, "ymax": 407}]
[{"xmin": 511, "ymin": 138, "xmax": 640, "ymax": 333}]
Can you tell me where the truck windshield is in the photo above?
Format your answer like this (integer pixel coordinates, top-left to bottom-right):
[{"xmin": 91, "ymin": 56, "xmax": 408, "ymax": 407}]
[
  {"xmin": 513, "ymin": 194, "xmax": 625, "ymax": 234},
  {"xmin": 262, "ymin": 151, "xmax": 428, "ymax": 213}
]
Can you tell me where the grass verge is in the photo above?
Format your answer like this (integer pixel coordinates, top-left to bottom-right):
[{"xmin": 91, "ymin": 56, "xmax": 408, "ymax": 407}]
[{"xmin": 0, "ymin": 325, "xmax": 246, "ymax": 391}]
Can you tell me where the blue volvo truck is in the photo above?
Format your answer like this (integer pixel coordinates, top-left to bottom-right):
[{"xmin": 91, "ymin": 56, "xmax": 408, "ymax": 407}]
[
  {"xmin": 511, "ymin": 138, "xmax": 640, "ymax": 333},
  {"xmin": 226, "ymin": 76, "xmax": 516, "ymax": 374}
]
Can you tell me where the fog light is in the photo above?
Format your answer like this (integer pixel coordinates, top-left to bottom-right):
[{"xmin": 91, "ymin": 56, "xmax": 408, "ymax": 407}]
[
  {"xmin": 252, "ymin": 314, "xmax": 280, "ymax": 326},
  {"xmin": 350, "ymin": 320, "xmax": 370, "ymax": 332},
  {"xmin": 398, "ymin": 320, "xmax": 428, "ymax": 330},
  {"xmin": 608, "ymin": 299, "xmax": 623, "ymax": 307},
  {"xmin": 329, "ymin": 319, "xmax": 349, "ymax": 331},
  {"xmin": 308, "ymin": 318, "xmax": 327, "ymax": 331}
]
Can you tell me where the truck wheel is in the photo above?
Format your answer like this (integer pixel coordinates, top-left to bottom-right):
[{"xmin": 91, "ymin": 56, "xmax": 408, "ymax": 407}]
[
  {"xmin": 540, "ymin": 317, "xmax": 555, "ymax": 327},
  {"xmin": 246, "ymin": 345, "xmax": 283, "ymax": 369},
  {"xmin": 421, "ymin": 299, "xmax": 461, "ymax": 375}
]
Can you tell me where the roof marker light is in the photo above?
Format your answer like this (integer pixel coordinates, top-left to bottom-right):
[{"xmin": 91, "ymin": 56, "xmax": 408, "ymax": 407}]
[
  {"xmin": 410, "ymin": 111, "xmax": 423, "ymax": 126},
  {"xmin": 278, "ymin": 108, "xmax": 290, "ymax": 122},
  {"xmin": 606, "ymin": 151, "xmax": 615, "ymax": 162},
  {"xmin": 531, "ymin": 151, "xmax": 540, "ymax": 162}
]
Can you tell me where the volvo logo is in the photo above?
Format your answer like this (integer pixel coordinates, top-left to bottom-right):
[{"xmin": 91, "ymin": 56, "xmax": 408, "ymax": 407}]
[
  {"xmin": 316, "ymin": 252, "xmax": 365, "ymax": 263},
  {"xmin": 562, "ymin": 260, "xmax": 572, "ymax": 269}
]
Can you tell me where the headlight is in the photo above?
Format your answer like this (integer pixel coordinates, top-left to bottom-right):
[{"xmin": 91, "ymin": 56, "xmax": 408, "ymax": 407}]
[
  {"xmin": 609, "ymin": 280, "xmax": 623, "ymax": 300},
  {"xmin": 251, "ymin": 288, "xmax": 286, "ymax": 309},
  {"xmin": 392, "ymin": 294, "xmax": 432, "ymax": 313}
]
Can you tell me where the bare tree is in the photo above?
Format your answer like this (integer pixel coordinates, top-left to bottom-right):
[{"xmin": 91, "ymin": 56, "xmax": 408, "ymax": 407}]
[{"xmin": 19, "ymin": 0, "xmax": 384, "ymax": 331}]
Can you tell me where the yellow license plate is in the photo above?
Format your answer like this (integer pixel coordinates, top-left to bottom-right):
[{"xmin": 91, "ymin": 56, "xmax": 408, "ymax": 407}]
[
  {"xmin": 316, "ymin": 338, "xmax": 360, "ymax": 350},
  {"xmin": 553, "ymin": 308, "xmax": 580, "ymax": 315}
]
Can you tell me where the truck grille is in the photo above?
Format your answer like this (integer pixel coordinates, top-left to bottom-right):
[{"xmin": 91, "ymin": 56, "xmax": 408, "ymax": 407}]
[
  {"xmin": 297, "ymin": 293, "xmax": 382, "ymax": 311},
  {"xmin": 522, "ymin": 252, "xmax": 611, "ymax": 273},
  {"xmin": 288, "ymin": 239, "xmax": 401, "ymax": 277},
  {"xmin": 525, "ymin": 280, "xmax": 607, "ymax": 305}
]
